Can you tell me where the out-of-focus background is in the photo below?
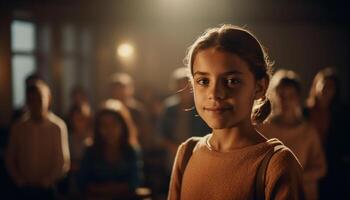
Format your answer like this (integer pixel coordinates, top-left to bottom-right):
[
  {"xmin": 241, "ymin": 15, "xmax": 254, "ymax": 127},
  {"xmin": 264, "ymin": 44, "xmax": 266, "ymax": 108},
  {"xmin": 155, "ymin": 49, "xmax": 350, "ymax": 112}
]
[
  {"xmin": 0, "ymin": 0, "xmax": 349, "ymax": 118},
  {"xmin": 0, "ymin": 0, "xmax": 349, "ymax": 200}
]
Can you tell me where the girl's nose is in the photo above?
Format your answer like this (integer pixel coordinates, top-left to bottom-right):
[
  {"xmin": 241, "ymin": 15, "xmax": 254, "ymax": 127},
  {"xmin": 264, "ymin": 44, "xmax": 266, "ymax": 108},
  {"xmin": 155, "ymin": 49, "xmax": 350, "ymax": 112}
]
[{"xmin": 208, "ymin": 81, "xmax": 225, "ymax": 100}]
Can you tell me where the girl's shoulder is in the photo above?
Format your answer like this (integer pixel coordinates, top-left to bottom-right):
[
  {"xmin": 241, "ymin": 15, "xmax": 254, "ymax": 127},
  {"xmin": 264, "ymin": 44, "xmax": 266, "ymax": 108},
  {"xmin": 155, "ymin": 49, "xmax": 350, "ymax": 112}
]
[
  {"xmin": 264, "ymin": 143, "xmax": 304, "ymax": 199},
  {"xmin": 175, "ymin": 135, "xmax": 208, "ymax": 162},
  {"xmin": 270, "ymin": 145, "xmax": 302, "ymax": 169},
  {"xmin": 265, "ymin": 140, "xmax": 303, "ymax": 180},
  {"xmin": 177, "ymin": 136, "xmax": 205, "ymax": 154},
  {"xmin": 266, "ymin": 138, "xmax": 301, "ymax": 165}
]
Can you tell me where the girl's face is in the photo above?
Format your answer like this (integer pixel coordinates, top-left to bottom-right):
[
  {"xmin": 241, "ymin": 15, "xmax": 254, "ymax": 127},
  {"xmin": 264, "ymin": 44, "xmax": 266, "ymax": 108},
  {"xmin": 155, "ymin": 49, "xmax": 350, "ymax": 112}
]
[
  {"xmin": 98, "ymin": 113, "xmax": 122, "ymax": 144},
  {"xmin": 275, "ymin": 84, "xmax": 300, "ymax": 113},
  {"xmin": 192, "ymin": 48, "xmax": 265, "ymax": 129}
]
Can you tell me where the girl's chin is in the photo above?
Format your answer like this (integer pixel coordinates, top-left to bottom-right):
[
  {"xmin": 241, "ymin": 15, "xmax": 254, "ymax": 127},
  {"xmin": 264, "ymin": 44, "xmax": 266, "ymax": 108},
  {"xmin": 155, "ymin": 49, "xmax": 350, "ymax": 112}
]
[{"xmin": 206, "ymin": 121, "xmax": 232, "ymax": 130}]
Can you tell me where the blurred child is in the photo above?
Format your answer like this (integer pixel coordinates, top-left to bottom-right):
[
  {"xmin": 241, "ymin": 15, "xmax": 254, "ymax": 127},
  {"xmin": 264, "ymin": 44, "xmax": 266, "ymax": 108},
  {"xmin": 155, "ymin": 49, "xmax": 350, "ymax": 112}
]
[{"xmin": 257, "ymin": 69, "xmax": 327, "ymax": 199}]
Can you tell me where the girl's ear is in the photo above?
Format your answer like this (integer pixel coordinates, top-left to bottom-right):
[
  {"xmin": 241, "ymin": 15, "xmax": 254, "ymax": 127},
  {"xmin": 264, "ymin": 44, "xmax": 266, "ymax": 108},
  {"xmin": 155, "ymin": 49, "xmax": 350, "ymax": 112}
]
[{"xmin": 254, "ymin": 78, "xmax": 269, "ymax": 100}]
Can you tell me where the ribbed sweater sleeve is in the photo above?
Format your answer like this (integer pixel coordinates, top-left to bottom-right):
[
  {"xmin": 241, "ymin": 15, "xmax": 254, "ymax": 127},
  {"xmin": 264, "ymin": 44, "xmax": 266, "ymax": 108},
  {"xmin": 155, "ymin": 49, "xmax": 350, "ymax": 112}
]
[
  {"xmin": 168, "ymin": 141, "xmax": 186, "ymax": 200},
  {"xmin": 265, "ymin": 148, "xmax": 305, "ymax": 200}
]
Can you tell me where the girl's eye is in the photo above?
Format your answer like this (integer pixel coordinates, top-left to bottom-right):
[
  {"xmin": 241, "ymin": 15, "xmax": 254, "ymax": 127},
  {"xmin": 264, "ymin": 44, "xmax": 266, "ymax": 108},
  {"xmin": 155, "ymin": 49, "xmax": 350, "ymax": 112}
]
[
  {"xmin": 196, "ymin": 78, "xmax": 209, "ymax": 86},
  {"xmin": 225, "ymin": 78, "xmax": 241, "ymax": 86}
]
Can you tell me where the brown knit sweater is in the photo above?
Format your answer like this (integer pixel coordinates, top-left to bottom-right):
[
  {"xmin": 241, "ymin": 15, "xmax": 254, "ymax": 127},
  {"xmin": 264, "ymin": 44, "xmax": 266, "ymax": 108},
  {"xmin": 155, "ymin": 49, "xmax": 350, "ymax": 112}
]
[{"xmin": 168, "ymin": 134, "xmax": 304, "ymax": 200}]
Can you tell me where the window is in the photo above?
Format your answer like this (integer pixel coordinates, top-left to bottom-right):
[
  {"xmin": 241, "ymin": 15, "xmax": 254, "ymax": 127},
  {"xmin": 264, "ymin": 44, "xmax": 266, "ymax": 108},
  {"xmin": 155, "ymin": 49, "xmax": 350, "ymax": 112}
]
[
  {"xmin": 62, "ymin": 24, "xmax": 77, "ymax": 112},
  {"xmin": 61, "ymin": 25, "xmax": 93, "ymax": 113},
  {"xmin": 11, "ymin": 20, "xmax": 36, "ymax": 108}
]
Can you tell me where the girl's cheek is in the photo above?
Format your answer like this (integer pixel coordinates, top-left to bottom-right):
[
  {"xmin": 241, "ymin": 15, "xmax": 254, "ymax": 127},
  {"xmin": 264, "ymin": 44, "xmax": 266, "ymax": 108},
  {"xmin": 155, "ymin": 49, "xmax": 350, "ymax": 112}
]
[{"xmin": 193, "ymin": 90, "xmax": 204, "ymax": 103}]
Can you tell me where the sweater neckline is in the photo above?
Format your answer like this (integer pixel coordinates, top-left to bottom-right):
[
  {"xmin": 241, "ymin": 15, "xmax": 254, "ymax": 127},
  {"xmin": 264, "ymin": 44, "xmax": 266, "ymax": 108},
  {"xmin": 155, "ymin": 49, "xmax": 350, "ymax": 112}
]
[{"xmin": 202, "ymin": 134, "xmax": 277, "ymax": 155}]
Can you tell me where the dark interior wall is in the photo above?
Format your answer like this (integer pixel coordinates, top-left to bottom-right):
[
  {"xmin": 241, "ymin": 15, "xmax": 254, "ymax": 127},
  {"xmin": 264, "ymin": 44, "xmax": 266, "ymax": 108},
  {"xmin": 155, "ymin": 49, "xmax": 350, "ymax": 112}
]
[
  {"xmin": 0, "ymin": 11, "xmax": 12, "ymax": 126},
  {"xmin": 250, "ymin": 23, "xmax": 350, "ymax": 101}
]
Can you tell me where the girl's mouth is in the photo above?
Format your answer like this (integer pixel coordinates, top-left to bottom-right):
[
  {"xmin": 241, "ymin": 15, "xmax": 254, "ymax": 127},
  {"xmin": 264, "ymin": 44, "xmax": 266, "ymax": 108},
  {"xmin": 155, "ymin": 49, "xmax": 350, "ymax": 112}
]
[{"xmin": 204, "ymin": 106, "xmax": 233, "ymax": 113}]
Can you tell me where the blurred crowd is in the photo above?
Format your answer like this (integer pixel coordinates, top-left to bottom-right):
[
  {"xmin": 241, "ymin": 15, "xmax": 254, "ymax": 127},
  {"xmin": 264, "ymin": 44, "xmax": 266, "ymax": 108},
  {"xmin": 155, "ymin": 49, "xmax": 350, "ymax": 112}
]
[{"xmin": 0, "ymin": 66, "xmax": 349, "ymax": 200}]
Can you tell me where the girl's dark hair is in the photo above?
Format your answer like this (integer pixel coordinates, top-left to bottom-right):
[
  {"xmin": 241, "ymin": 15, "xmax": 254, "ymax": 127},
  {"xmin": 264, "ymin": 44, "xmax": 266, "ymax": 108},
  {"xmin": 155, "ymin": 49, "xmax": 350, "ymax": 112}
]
[
  {"xmin": 185, "ymin": 24, "xmax": 273, "ymax": 123},
  {"xmin": 92, "ymin": 100, "xmax": 138, "ymax": 160}
]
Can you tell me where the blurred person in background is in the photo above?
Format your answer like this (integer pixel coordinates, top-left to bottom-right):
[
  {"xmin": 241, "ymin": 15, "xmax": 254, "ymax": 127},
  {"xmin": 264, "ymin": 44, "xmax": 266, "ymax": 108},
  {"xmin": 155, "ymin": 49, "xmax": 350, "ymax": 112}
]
[
  {"xmin": 77, "ymin": 99, "xmax": 145, "ymax": 200},
  {"xmin": 257, "ymin": 69, "xmax": 327, "ymax": 199},
  {"xmin": 109, "ymin": 72, "xmax": 153, "ymax": 152},
  {"xmin": 11, "ymin": 73, "xmax": 45, "ymax": 123},
  {"xmin": 304, "ymin": 67, "xmax": 350, "ymax": 199},
  {"xmin": 54, "ymin": 85, "xmax": 93, "ymax": 199},
  {"xmin": 70, "ymin": 86, "xmax": 90, "ymax": 107},
  {"xmin": 109, "ymin": 73, "xmax": 157, "ymax": 198},
  {"xmin": 137, "ymin": 84, "xmax": 163, "ymax": 129},
  {"xmin": 66, "ymin": 102, "xmax": 94, "ymax": 199},
  {"xmin": 66, "ymin": 86, "xmax": 93, "ymax": 172},
  {"xmin": 5, "ymin": 80, "xmax": 70, "ymax": 200},
  {"xmin": 136, "ymin": 84, "xmax": 167, "ymax": 200},
  {"xmin": 68, "ymin": 102, "xmax": 93, "ymax": 173},
  {"xmin": 158, "ymin": 67, "xmax": 211, "ymax": 181}
]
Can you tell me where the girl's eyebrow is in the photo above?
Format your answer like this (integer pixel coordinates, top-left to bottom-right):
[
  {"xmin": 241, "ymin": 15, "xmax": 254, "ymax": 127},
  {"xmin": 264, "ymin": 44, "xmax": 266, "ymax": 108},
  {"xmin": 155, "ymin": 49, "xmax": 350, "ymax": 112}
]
[
  {"xmin": 193, "ymin": 71, "xmax": 209, "ymax": 77},
  {"xmin": 193, "ymin": 70, "xmax": 243, "ymax": 77}
]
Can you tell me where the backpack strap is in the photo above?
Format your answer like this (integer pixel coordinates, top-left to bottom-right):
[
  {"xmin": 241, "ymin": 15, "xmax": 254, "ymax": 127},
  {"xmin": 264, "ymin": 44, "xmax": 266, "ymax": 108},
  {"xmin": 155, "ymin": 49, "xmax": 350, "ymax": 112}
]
[
  {"xmin": 179, "ymin": 137, "xmax": 200, "ymax": 183},
  {"xmin": 255, "ymin": 143, "xmax": 286, "ymax": 200}
]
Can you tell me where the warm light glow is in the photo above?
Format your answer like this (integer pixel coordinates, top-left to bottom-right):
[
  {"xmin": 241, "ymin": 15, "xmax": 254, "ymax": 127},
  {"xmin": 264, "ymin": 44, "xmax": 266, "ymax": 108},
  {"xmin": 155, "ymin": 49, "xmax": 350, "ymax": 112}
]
[{"xmin": 117, "ymin": 43, "xmax": 134, "ymax": 58}]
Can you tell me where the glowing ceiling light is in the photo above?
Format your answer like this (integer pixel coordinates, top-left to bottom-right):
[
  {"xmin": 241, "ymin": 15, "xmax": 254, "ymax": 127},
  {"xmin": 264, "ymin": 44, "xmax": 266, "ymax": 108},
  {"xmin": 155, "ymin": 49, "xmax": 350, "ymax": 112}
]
[{"xmin": 117, "ymin": 43, "xmax": 134, "ymax": 59}]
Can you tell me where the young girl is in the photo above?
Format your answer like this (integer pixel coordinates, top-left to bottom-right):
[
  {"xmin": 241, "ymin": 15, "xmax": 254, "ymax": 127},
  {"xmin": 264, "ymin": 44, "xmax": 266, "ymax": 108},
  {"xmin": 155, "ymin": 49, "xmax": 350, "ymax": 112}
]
[
  {"xmin": 257, "ymin": 70, "xmax": 327, "ymax": 200},
  {"xmin": 77, "ymin": 99, "xmax": 143, "ymax": 200},
  {"xmin": 168, "ymin": 25, "xmax": 304, "ymax": 200}
]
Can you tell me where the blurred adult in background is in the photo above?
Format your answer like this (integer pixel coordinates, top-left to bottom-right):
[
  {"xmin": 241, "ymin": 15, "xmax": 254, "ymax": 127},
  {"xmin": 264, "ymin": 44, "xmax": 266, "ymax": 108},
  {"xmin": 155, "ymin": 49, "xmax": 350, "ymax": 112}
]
[
  {"xmin": 1, "ymin": 73, "xmax": 46, "ymax": 199},
  {"xmin": 66, "ymin": 102, "xmax": 94, "ymax": 199},
  {"xmin": 109, "ymin": 73, "xmax": 158, "ymax": 199},
  {"xmin": 109, "ymin": 72, "xmax": 153, "ymax": 151},
  {"xmin": 5, "ymin": 80, "xmax": 70, "ymax": 200},
  {"xmin": 77, "ymin": 99, "xmax": 145, "ymax": 200},
  {"xmin": 66, "ymin": 86, "xmax": 93, "ymax": 173},
  {"xmin": 136, "ymin": 84, "xmax": 167, "ymax": 200},
  {"xmin": 67, "ymin": 102, "xmax": 93, "ymax": 173},
  {"xmin": 158, "ymin": 67, "xmax": 211, "ymax": 177},
  {"xmin": 70, "ymin": 86, "xmax": 90, "ymax": 109},
  {"xmin": 11, "ymin": 73, "xmax": 44, "ymax": 123},
  {"xmin": 67, "ymin": 86, "xmax": 93, "ymax": 170},
  {"xmin": 257, "ymin": 69, "xmax": 326, "ymax": 200},
  {"xmin": 137, "ymin": 84, "xmax": 163, "ymax": 134},
  {"xmin": 304, "ymin": 67, "xmax": 350, "ymax": 199}
]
